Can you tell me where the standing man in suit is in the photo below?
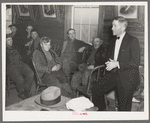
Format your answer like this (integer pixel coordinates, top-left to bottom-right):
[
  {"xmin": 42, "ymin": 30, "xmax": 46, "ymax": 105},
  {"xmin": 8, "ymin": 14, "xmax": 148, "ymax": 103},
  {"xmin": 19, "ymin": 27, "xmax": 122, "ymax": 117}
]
[{"xmin": 92, "ymin": 16, "xmax": 140, "ymax": 111}]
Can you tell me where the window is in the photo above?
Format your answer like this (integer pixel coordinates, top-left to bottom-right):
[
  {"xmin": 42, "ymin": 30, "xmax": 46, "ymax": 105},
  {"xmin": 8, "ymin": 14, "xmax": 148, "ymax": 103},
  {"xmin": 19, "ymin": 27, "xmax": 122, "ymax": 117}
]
[{"xmin": 72, "ymin": 5, "xmax": 99, "ymax": 44}]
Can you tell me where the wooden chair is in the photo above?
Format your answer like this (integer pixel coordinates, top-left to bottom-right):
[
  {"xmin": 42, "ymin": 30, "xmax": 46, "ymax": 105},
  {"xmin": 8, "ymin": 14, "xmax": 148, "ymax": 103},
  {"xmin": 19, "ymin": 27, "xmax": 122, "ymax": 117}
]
[
  {"xmin": 31, "ymin": 58, "xmax": 48, "ymax": 94},
  {"xmin": 76, "ymin": 65, "xmax": 106, "ymax": 99},
  {"xmin": 76, "ymin": 64, "xmax": 119, "ymax": 111}
]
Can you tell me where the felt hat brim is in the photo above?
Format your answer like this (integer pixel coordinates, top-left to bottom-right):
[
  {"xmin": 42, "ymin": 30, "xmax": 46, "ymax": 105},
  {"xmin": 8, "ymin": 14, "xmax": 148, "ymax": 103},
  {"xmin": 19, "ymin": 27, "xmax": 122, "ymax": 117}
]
[{"xmin": 34, "ymin": 95, "xmax": 68, "ymax": 108}]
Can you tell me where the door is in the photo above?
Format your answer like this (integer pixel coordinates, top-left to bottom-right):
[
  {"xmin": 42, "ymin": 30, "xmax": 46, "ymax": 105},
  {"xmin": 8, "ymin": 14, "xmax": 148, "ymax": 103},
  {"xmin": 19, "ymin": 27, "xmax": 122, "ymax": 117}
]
[{"xmin": 72, "ymin": 5, "xmax": 100, "ymax": 44}]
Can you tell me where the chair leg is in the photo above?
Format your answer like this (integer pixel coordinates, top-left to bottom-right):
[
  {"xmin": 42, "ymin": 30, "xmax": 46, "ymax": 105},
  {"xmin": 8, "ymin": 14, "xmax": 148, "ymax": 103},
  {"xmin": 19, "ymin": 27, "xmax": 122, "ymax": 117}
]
[
  {"xmin": 114, "ymin": 92, "xmax": 118, "ymax": 111},
  {"xmin": 104, "ymin": 95, "xmax": 108, "ymax": 111},
  {"xmin": 36, "ymin": 85, "xmax": 39, "ymax": 94},
  {"xmin": 76, "ymin": 90, "xmax": 79, "ymax": 97},
  {"xmin": 90, "ymin": 96, "xmax": 92, "ymax": 101},
  {"xmin": 72, "ymin": 89, "xmax": 77, "ymax": 98}
]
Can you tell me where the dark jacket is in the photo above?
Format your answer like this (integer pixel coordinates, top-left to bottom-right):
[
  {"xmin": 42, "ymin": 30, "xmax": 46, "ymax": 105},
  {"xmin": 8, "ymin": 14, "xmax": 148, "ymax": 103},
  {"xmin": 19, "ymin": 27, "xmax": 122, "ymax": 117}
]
[
  {"xmin": 33, "ymin": 46, "xmax": 62, "ymax": 79},
  {"xmin": 61, "ymin": 39, "xmax": 91, "ymax": 64},
  {"xmin": 107, "ymin": 33, "xmax": 140, "ymax": 90},
  {"xmin": 12, "ymin": 33, "xmax": 24, "ymax": 56},
  {"xmin": 82, "ymin": 45, "xmax": 107, "ymax": 67},
  {"xmin": 6, "ymin": 46, "xmax": 22, "ymax": 69}
]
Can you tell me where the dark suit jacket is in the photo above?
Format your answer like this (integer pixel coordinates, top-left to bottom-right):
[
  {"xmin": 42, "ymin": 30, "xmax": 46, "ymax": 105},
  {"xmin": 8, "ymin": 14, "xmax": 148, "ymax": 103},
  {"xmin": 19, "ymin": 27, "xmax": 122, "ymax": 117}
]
[
  {"xmin": 107, "ymin": 33, "xmax": 140, "ymax": 90},
  {"xmin": 61, "ymin": 39, "xmax": 90, "ymax": 64}
]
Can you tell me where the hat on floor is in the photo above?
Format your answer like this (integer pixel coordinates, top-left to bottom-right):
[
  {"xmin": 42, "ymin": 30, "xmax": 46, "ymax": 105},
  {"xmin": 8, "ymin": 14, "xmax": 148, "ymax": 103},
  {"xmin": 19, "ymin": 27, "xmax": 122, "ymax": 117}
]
[{"xmin": 34, "ymin": 86, "xmax": 67, "ymax": 107}]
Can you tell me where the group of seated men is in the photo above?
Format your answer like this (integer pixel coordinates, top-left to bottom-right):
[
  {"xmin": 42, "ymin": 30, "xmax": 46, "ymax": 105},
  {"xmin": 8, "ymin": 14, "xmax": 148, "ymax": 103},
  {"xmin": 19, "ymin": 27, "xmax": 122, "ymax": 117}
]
[{"xmin": 6, "ymin": 25, "xmax": 107, "ymax": 99}]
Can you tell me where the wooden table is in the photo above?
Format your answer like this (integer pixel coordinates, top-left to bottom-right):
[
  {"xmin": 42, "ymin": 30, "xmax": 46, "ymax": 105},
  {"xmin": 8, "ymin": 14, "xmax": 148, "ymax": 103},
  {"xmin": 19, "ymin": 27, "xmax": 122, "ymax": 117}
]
[{"xmin": 6, "ymin": 94, "xmax": 71, "ymax": 111}]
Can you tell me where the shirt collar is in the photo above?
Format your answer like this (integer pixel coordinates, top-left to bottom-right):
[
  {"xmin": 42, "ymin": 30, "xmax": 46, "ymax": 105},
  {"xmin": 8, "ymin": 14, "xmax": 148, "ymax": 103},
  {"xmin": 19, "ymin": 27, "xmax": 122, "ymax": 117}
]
[{"xmin": 118, "ymin": 32, "xmax": 126, "ymax": 41}]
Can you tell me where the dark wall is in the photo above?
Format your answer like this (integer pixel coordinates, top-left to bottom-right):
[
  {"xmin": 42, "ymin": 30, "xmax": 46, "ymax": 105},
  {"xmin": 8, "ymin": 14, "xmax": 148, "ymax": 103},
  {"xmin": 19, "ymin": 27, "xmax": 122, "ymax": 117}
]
[{"xmin": 15, "ymin": 5, "xmax": 65, "ymax": 47}]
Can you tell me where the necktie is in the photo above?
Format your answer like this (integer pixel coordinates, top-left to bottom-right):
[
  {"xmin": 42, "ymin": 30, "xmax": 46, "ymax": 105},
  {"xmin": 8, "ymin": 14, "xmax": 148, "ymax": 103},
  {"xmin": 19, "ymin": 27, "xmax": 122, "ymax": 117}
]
[{"xmin": 117, "ymin": 37, "xmax": 120, "ymax": 40}]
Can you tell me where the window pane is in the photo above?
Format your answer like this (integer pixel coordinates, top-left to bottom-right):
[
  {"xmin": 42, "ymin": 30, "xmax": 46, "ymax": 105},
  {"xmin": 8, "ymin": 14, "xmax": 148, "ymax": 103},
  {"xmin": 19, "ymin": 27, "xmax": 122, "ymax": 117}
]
[
  {"xmin": 90, "ymin": 8, "xmax": 99, "ymax": 25},
  {"xmin": 74, "ymin": 8, "xmax": 81, "ymax": 24},
  {"xmin": 74, "ymin": 25, "xmax": 80, "ymax": 40},
  {"xmin": 81, "ymin": 25, "xmax": 89, "ymax": 43},
  {"xmin": 90, "ymin": 25, "xmax": 98, "ymax": 43},
  {"xmin": 81, "ymin": 8, "xmax": 90, "ymax": 24}
]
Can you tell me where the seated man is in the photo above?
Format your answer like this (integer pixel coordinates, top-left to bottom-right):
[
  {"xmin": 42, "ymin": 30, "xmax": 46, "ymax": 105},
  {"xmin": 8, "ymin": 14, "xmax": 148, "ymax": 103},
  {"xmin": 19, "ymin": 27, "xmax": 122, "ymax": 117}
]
[
  {"xmin": 33, "ymin": 37, "xmax": 71, "ymax": 96},
  {"xmin": 30, "ymin": 29, "xmax": 40, "ymax": 53},
  {"xmin": 23, "ymin": 24, "xmax": 34, "ymax": 63},
  {"xmin": 25, "ymin": 29, "xmax": 40, "ymax": 70},
  {"xmin": 6, "ymin": 36, "xmax": 34, "ymax": 99},
  {"xmin": 71, "ymin": 37, "xmax": 107, "ymax": 91},
  {"xmin": 8, "ymin": 24, "xmax": 25, "ymax": 59},
  {"xmin": 61, "ymin": 28, "xmax": 90, "ymax": 78}
]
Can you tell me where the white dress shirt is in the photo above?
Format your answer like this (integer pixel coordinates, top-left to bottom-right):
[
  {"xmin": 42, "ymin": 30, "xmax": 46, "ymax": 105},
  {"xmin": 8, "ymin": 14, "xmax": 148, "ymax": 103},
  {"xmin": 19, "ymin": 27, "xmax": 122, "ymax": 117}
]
[
  {"xmin": 114, "ymin": 32, "xmax": 126, "ymax": 68},
  {"xmin": 114, "ymin": 32, "xmax": 126, "ymax": 61}
]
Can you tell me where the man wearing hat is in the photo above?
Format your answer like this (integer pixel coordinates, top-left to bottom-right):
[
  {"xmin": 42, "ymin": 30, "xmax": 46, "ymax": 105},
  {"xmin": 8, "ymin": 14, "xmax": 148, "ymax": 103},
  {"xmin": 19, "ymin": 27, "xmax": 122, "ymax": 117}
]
[
  {"xmin": 33, "ymin": 37, "xmax": 72, "ymax": 97},
  {"xmin": 6, "ymin": 36, "xmax": 35, "ymax": 99}
]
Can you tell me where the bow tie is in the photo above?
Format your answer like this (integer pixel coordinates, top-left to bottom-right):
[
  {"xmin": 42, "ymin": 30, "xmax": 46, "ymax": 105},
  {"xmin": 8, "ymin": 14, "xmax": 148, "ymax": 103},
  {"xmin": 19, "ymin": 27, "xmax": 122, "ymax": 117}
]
[{"xmin": 116, "ymin": 37, "xmax": 120, "ymax": 40}]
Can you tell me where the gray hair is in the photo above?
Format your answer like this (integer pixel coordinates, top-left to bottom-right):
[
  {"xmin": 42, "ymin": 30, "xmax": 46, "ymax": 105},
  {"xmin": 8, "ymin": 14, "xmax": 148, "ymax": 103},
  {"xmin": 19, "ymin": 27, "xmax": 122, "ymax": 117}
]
[{"xmin": 113, "ymin": 16, "xmax": 128, "ymax": 29}]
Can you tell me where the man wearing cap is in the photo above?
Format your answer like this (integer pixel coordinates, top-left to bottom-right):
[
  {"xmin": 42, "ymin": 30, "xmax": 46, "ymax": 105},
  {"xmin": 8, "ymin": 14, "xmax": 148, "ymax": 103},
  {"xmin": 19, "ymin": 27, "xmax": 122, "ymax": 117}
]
[
  {"xmin": 61, "ymin": 28, "xmax": 90, "ymax": 78},
  {"xmin": 6, "ymin": 36, "xmax": 35, "ymax": 99},
  {"xmin": 92, "ymin": 16, "xmax": 140, "ymax": 111},
  {"xmin": 33, "ymin": 37, "xmax": 72, "ymax": 96}
]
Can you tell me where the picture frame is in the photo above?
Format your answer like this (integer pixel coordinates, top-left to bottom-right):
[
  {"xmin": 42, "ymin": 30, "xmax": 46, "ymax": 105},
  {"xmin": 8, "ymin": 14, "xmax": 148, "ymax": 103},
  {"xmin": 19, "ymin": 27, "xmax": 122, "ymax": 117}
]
[
  {"xmin": 15, "ymin": 5, "xmax": 34, "ymax": 20},
  {"xmin": 118, "ymin": 5, "xmax": 138, "ymax": 19},
  {"xmin": 40, "ymin": 5, "xmax": 57, "ymax": 20},
  {"xmin": 17, "ymin": 5, "xmax": 30, "ymax": 17},
  {"xmin": 114, "ymin": 5, "xmax": 144, "ymax": 30}
]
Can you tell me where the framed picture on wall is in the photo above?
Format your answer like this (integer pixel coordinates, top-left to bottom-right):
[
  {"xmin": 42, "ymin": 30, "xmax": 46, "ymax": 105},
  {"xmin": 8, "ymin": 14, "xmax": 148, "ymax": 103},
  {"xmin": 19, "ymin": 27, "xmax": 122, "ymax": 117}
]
[
  {"xmin": 118, "ymin": 5, "xmax": 138, "ymax": 19},
  {"xmin": 15, "ymin": 5, "xmax": 34, "ymax": 20},
  {"xmin": 40, "ymin": 5, "xmax": 57, "ymax": 20},
  {"xmin": 17, "ymin": 5, "xmax": 30, "ymax": 17}
]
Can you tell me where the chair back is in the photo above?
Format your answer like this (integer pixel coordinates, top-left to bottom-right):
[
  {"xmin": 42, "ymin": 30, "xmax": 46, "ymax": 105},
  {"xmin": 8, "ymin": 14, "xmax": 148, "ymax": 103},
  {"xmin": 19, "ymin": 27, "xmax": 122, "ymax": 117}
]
[
  {"xmin": 81, "ymin": 49, "xmax": 90, "ymax": 63},
  {"xmin": 31, "ymin": 57, "xmax": 43, "ymax": 85},
  {"xmin": 86, "ymin": 65, "xmax": 105, "ymax": 93}
]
